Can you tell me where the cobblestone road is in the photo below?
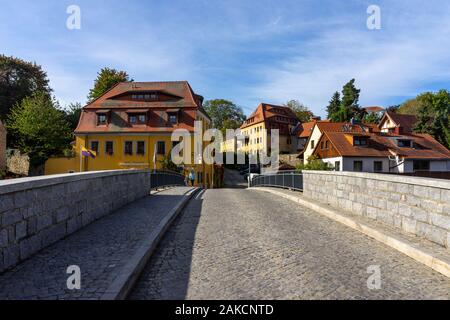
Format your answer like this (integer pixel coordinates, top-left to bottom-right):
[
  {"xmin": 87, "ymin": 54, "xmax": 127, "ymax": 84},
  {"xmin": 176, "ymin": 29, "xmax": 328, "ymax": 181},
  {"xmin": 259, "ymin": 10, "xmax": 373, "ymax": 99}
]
[
  {"xmin": 130, "ymin": 188, "xmax": 450, "ymax": 300},
  {"xmin": 0, "ymin": 187, "xmax": 194, "ymax": 300}
]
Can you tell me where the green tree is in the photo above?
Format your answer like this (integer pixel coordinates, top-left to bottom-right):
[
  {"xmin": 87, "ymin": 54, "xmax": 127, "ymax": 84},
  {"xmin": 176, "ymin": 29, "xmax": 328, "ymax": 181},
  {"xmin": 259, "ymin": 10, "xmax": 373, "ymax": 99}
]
[
  {"xmin": 338, "ymin": 79, "xmax": 363, "ymax": 122},
  {"xmin": 363, "ymin": 112, "xmax": 382, "ymax": 124},
  {"xmin": 0, "ymin": 55, "xmax": 51, "ymax": 121},
  {"xmin": 326, "ymin": 92, "xmax": 341, "ymax": 121},
  {"xmin": 414, "ymin": 90, "xmax": 450, "ymax": 148},
  {"xmin": 87, "ymin": 67, "xmax": 131, "ymax": 103},
  {"xmin": 64, "ymin": 102, "xmax": 82, "ymax": 131},
  {"xmin": 284, "ymin": 100, "xmax": 314, "ymax": 122},
  {"xmin": 7, "ymin": 92, "xmax": 72, "ymax": 166},
  {"xmin": 296, "ymin": 155, "xmax": 334, "ymax": 171},
  {"xmin": 203, "ymin": 99, "xmax": 246, "ymax": 134},
  {"xmin": 398, "ymin": 98, "xmax": 422, "ymax": 115}
]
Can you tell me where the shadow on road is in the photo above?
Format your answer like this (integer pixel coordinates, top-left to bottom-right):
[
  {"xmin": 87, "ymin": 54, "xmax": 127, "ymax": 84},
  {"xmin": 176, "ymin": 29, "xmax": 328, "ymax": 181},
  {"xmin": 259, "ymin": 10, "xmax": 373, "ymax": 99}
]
[
  {"xmin": 129, "ymin": 189, "xmax": 205, "ymax": 300},
  {"xmin": 223, "ymin": 168, "xmax": 248, "ymax": 189}
]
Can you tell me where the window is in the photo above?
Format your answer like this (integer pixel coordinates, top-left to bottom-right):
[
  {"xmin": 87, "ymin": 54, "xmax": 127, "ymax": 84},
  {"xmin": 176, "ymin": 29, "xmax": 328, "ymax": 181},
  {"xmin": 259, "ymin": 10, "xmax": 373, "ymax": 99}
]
[
  {"xmin": 169, "ymin": 114, "xmax": 177, "ymax": 124},
  {"xmin": 398, "ymin": 139, "xmax": 412, "ymax": 148},
  {"xmin": 124, "ymin": 141, "xmax": 133, "ymax": 155},
  {"xmin": 98, "ymin": 114, "xmax": 107, "ymax": 125},
  {"xmin": 413, "ymin": 160, "xmax": 430, "ymax": 171},
  {"xmin": 105, "ymin": 141, "xmax": 114, "ymax": 155},
  {"xmin": 137, "ymin": 141, "xmax": 145, "ymax": 155},
  {"xmin": 374, "ymin": 161, "xmax": 383, "ymax": 172},
  {"xmin": 320, "ymin": 141, "xmax": 324, "ymax": 150},
  {"xmin": 157, "ymin": 141, "xmax": 165, "ymax": 155},
  {"xmin": 325, "ymin": 141, "xmax": 329, "ymax": 149},
  {"xmin": 354, "ymin": 137, "xmax": 368, "ymax": 146},
  {"xmin": 353, "ymin": 161, "xmax": 363, "ymax": 172},
  {"xmin": 335, "ymin": 161, "xmax": 340, "ymax": 171},
  {"xmin": 91, "ymin": 141, "xmax": 99, "ymax": 155},
  {"xmin": 129, "ymin": 115, "xmax": 137, "ymax": 124},
  {"xmin": 138, "ymin": 114, "xmax": 146, "ymax": 124},
  {"xmin": 287, "ymin": 138, "xmax": 292, "ymax": 145},
  {"xmin": 311, "ymin": 140, "xmax": 315, "ymax": 149}
]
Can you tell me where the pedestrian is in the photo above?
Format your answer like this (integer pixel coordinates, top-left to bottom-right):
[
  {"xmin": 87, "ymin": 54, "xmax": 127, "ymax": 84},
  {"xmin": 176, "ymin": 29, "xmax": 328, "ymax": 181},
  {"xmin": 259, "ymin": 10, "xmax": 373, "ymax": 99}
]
[{"xmin": 189, "ymin": 170, "xmax": 195, "ymax": 187}]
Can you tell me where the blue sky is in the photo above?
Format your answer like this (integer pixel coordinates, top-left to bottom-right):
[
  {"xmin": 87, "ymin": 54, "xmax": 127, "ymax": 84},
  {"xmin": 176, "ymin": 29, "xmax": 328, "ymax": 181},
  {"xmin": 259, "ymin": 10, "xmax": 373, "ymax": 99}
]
[{"xmin": 1, "ymin": 0, "xmax": 449, "ymax": 117}]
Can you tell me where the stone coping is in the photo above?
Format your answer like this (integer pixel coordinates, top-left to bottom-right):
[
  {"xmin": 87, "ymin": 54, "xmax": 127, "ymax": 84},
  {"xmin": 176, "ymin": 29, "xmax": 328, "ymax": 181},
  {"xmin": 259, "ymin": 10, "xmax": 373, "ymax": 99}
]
[
  {"xmin": 304, "ymin": 170, "xmax": 450, "ymax": 190},
  {"xmin": 0, "ymin": 169, "xmax": 150, "ymax": 195}
]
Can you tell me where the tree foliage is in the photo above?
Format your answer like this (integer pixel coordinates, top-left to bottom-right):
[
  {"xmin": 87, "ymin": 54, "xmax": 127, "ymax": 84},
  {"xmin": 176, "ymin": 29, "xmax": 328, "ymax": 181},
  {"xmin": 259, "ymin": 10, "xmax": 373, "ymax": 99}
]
[
  {"xmin": 413, "ymin": 89, "xmax": 450, "ymax": 148},
  {"xmin": 64, "ymin": 102, "xmax": 82, "ymax": 131},
  {"xmin": 398, "ymin": 98, "xmax": 422, "ymax": 115},
  {"xmin": 87, "ymin": 67, "xmax": 131, "ymax": 103},
  {"xmin": 326, "ymin": 79, "xmax": 364, "ymax": 122},
  {"xmin": 0, "ymin": 54, "xmax": 51, "ymax": 121},
  {"xmin": 363, "ymin": 112, "xmax": 382, "ymax": 124},
  {"xmin": 7, "ymin": 92, "xmax": 72, "ymax": 166},
  {"xmin": 284, "ymin": 100, "xmax": 314, "ymax": 122},
  {"xmin": 296, "ymin": 155, "xmax": 334, "ymax": 171},
  {"xmin": 326, "ymin": 92, "xmax": 341, "ymax": 121},
  {"xmin": 203, "ymin": 99, "xmax": 246, "ymax": 134}
]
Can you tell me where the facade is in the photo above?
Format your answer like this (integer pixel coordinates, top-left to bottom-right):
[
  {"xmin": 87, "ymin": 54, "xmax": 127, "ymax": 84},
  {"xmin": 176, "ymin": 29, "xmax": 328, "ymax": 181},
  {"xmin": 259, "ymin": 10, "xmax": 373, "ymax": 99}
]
[
  {"xmin": 312, "ymin": 130, "xmax": 450, "ymax": 173},
  {"xmin": 45, "ymin": 81, "xmax": 214, "ymax": 187},
  {"xmin": 239, "ymin": 103, "xmax": 299, "ymax": 155},
  {"xmin": 379, "ymin": 111, "xmax": 417, "ymax": 135},
  {"xmin": 301, "ymin": 121, "xmax": 379, "ymax": 164},
  {"xmin": 0, "ymin": 120, "xmax": 6, "ymax": 172}
]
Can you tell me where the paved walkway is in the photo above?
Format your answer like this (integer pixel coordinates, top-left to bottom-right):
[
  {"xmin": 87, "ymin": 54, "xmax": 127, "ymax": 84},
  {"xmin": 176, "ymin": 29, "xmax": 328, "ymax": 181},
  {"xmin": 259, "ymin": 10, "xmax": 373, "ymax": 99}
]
[
  {"xmin": 130, "ymin": 188, "xmax": 450, "ymax": 300},
  {"xmin": 0, "ymin": 187, "xmax": 194, "ymax": 300}
]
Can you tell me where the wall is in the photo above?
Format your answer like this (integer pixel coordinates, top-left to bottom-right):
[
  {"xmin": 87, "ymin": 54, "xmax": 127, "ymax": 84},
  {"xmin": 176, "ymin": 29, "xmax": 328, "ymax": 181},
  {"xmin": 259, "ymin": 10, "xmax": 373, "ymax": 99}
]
[
  {"xmin": 0, "ymin": 170, "xmax": 150, "ymax": 273},
  {"xmin": 303, "ymin": 171, "xmax": 450, "ymax": 248},
  {"xmin": 303, "ymin": 125, "xmax": 322, "ymax": 163}
]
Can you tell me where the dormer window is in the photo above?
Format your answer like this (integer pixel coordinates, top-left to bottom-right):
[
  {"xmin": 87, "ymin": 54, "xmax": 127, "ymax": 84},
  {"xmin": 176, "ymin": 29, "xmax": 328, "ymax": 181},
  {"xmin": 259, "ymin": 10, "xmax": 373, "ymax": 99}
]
[
  {"xmin": 398, "ymin": 139, "xmax": 412, "ymax": 148},
  {"xmin": 169, "ymin": 114, "xmax": 177, "ymax": 124},
  {"xmin": 127, "ymin": 111, "xmax": 147, "ymax": 125},
  {"xmin": 97, "ymin": 113, "xmax": 107, "ymax": 125},
  {"xmin": 132, "ymin": 92, "xmax": 159, "ymax": 101},
  {"xmin": 354, "ymin": 137, "xmax": 368, "ymax": 146}
]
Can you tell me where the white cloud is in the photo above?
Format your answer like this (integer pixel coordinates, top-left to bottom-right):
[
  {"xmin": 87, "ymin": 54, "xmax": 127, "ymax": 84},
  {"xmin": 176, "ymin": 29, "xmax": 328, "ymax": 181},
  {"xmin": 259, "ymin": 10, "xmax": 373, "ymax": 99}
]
[{"xmin": 250, "ymin": 2, "xmax": 450, "ymax": 116}]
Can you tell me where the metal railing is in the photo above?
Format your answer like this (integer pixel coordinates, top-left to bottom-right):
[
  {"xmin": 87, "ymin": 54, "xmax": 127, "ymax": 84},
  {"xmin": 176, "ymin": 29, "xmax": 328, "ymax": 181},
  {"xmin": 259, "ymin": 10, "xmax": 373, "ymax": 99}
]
[
  {"xmin": 150, "ymin": 170, "xmax": 186, "ymax": 189},
  {"xmin": 250, "ymin": 170, "xmax": 303, "ymax": 191}
]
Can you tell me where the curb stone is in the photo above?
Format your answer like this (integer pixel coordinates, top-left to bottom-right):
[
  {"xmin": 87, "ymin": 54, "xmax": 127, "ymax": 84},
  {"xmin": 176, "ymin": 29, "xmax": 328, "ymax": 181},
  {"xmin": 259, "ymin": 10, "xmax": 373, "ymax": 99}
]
[
  {"xmin": 252, "ymin": 187, "xmax": 450, "ymax": 278},
  {"xmin": 101, "ymin": 187, "xmax": 201, "ymax": 300}
]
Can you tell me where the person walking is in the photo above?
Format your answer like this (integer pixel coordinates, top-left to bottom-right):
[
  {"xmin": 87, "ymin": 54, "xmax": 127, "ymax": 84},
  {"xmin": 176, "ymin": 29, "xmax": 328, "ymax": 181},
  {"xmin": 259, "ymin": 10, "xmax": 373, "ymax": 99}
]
[{"xmin": 189, "ymin": 170, "xmax": 195, "ymax": 187}]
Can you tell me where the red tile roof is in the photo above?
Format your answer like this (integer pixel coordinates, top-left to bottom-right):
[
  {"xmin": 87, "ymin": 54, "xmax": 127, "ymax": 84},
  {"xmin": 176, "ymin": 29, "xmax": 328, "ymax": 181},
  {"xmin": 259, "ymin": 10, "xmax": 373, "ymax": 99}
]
[
  {"xmin": 297, "ymin": 121, "xmax": 317, "ymax": 138},
  {"xmin": 320, "ymin": 131, "xmax": 450, "ymax": 160},
  {"xmin": 316, "ymin": 121, "xmax": 381, "ymax": 133},
  {"xmin": 364, "ymin": 106, "xmax": 384, "ymax": 113},
  {"xmin": 75, "ymin": 81, "xmax": 207, "ymax": 134},
  {"xmin": 240, "ymin": 103, "xmax": 299, "ymax": 135}
]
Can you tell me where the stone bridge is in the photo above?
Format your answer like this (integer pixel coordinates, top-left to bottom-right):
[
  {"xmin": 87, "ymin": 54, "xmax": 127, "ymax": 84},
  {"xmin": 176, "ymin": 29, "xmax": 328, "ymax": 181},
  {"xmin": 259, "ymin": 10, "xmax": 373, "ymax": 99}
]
[{"xmin": 0, "ymin": 169, "xmax": 449, "ymax": 299}]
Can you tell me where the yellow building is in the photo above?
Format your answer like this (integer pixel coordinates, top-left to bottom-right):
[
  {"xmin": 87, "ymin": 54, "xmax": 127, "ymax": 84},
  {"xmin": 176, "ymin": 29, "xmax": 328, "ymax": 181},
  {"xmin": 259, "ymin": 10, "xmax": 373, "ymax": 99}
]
[
  {"xmin": 239, "ymin": 103, "xmax": 299, "ymax": 155},
  {"xmin": 45, "ymin": 81, "xmax": 214, "ymax": 188}
]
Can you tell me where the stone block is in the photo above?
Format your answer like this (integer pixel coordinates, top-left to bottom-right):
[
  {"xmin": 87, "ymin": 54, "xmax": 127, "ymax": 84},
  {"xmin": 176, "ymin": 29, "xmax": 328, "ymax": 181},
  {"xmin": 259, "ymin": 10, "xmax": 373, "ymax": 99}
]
[
  {"xmin": 0, "ymin": 229, "xmax": 8, "ymax": 248},
  {"xmin": 55, "ymin": 207, "xmax": 70, "ymax": 223},
  {"xmin": 402, "ymin": 217, "xmax": 417, "ymax": 234},
  {"xmin": 19, "ymin": 234, "xmax": 42, "ymax": 260},
  {"xmin": 15, "ymin": 221, "xmax": 27, "ymax": 240},
  {"xmin": 36, "ymin": 214, "xmax": 52, "ymax": 231},
  {"xmin": 66, "ymin": 216, "xmax": 82, "ymax": 235},
  {"xmin": 416, "ymin": 222, "xmax": 447, "ymax": 246},
  {"xmin": 398, "ymin": 203, "xmax": 411, "ymax": 217},
  {"xmin": 3, "ymin": 244, "xmax": 20, "ymax": 270},
  {"xmin": 41, "ymin": 223, "xmax": 66, "ymax": 248},
  {"xmin": 411, "ymin": 207, "xmax": 428, "ymax": 223},
  {"xmin": 428, "ymin": 213, "xmax": 450, "ymax": 230},
  {"xmin": 2, "ymin": 209, "xmax": 22, "ymax": 226},
  {"xmin": 0, "ymin": 195, "xmax": 14, "ymax": 213}
]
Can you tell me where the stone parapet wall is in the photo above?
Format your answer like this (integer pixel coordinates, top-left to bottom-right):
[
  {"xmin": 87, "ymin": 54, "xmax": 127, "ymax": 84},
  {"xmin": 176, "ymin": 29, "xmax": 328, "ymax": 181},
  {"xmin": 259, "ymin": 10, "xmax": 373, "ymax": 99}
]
[
  {"xmin": 0, "ymin": 170, "xmax": 151, "ymax": 273},
  {"xmin": 303, "ymin": 171, "xmax": 450, "ymax": 248}
]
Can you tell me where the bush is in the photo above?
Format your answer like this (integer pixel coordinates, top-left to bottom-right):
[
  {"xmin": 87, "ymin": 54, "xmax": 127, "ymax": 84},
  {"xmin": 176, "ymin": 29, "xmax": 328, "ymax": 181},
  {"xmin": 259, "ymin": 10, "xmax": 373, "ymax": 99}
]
[{"xmin": 296, "ymin": 155, "xmax": 334, "ymax": 172}]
